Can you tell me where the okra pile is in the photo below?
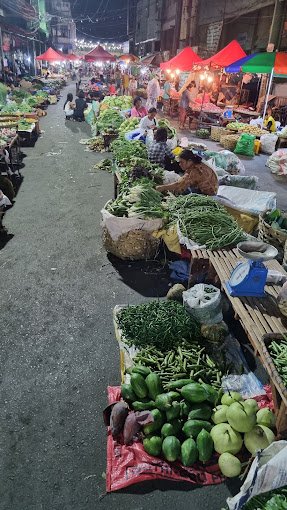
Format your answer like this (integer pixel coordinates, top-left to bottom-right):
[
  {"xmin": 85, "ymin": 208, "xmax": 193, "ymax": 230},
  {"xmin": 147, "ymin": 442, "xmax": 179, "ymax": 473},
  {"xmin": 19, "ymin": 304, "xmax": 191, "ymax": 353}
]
[{"xmin": 133, "ymin": 343, "xmax": 229, "ymax": 390}]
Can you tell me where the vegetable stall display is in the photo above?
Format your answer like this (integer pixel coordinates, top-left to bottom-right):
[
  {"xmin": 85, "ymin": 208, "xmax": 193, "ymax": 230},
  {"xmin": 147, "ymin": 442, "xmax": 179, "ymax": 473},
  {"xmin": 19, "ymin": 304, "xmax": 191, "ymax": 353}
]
[{"xmin": 106, "ymin": 365, "xmax": 276, "ymax": 478}]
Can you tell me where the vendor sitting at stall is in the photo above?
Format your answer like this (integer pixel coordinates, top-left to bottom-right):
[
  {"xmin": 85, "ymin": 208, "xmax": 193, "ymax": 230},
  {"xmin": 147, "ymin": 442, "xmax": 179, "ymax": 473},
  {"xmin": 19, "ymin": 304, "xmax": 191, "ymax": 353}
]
[
  {"xmin": 263, "ymin": 107, "xmax": 276, "ymax": 133},
  {"xmin": 156, "ymin": 149, "xmax": 218, "ymax": 196},
  {"xmin": 130, "ymin": 96, "xmax": 148, "ymax": 118},
  {"xmin": 139, "ymin": 107, "xmax": 158, "ymax": 132},
  {"xmin": 147, "ymin": 127, "xmax": 175, "ymax": 167}
]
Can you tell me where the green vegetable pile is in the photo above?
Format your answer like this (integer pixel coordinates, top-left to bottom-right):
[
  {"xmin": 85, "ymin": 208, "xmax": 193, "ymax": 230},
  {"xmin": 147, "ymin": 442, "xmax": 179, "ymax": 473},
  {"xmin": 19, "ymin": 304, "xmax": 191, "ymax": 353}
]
[
  {"xmin": 117, "ymin": 300, "xmax": 201, "ymax": 350},
  {"xmin": 243, "ymin": 487, "xmax": 287, "ymax": 510},
  {"xmin": 196, "ymin": 128, "xmax": 210, "ymax": 139},
  {"xmin": 119, "ymin": 157, "xmax": 164, "ymax": 186},
  {"xmin": 133, "ymin": 342, "xmax": 230, "ymax": 389},
  {"xmin": 100, "ymin": 95, "xmax": 132, "ymax": 110},
  {"xmin": 93, "ymin": 158, "xmax": 112, "ymax": 172},
  {"xmin": 110, "ymin": 138, "xmax": 147, "ymax": 165},
  {"xmin": 268, "ymin": 337, "xmax": 287, "ymax": 386},
  {"xmin": 166, "ymin": 194, "xmax": 245, "ymax": 249},
  {"xmin": 264, "ymin": 209, "xmax": 287, "ymax": 234},
  {"xmin": 122, "ymin": 367, "xmax": 219, "ymax": 466},
  {"xmin": 118, "ymin": 117, "xmax": 140, "ymax": 135},
  {"xmin": 120, "ymin": 371, "xmax": 275, "ymax": 476},
  {"xmin": 158, "ymin": 118, "xmax": 177, "ymax": 139},
  {"xmin": 107, "ymin": 180, "xmax": 165, "ymax": 219},
  {"xmin": 95, "ymin": 109, "xmax": 123, "ymax": 134}
]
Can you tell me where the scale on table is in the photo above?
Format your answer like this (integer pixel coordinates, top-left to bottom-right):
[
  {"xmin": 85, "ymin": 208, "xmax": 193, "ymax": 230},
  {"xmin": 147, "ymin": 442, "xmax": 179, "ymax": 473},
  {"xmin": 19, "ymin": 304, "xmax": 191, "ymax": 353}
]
[{"xmin": 226, "ymin": 241, "xmax": 278, "ymax": 298}]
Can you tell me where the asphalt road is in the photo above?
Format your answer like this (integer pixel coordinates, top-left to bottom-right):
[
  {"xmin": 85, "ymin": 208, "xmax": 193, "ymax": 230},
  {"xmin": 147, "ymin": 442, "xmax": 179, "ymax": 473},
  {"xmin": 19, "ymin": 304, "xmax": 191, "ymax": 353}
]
[{"xmin": 0, "ymin": 85, "xmax": 258, "ymax": 510}]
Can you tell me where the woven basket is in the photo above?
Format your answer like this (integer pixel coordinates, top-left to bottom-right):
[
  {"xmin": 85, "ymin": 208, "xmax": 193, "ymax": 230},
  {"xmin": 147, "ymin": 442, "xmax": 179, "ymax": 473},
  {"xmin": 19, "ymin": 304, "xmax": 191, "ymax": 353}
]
[
  {"xmin": 102, "ymin": 226, "xmax": 160, "ymax": 260},
  {"xmin": 210, "ymin": 126, "xmax": 226, "ymax": 141},
  {"xmin": 258, "ymin": 212, "xmax": 287, "ymax": 262},
  {"xmin": 220, "ymin": 134, "xmax": 240, "ymax": 151}
]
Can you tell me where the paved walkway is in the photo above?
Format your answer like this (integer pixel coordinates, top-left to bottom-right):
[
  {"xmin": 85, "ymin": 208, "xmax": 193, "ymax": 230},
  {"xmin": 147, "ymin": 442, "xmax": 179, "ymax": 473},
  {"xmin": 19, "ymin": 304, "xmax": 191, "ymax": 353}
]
[{"xmin": 0, "ymin": 86, "xmax": 240, "ymax": 509}]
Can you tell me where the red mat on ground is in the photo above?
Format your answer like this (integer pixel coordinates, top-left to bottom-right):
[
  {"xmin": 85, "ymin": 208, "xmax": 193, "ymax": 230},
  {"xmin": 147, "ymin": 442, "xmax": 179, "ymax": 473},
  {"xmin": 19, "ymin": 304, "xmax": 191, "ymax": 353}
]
[{"xmin": 106, "ymin": 386, "xmax": 224, "ymax": 492}]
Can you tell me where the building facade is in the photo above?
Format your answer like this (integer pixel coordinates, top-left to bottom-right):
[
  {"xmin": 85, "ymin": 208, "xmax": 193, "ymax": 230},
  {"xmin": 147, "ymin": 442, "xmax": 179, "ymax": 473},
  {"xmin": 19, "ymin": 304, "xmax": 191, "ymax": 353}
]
[
  {"xmin": 47, "ymin": 0, "xmax": 76, "ymax": 54},
  {"xmin": 132, "ymin": 0, "xmax": 287, "ymax": 59},
  {"xmin": 134, "ymin": 0, "xmax": 163, "ymax": 56},
  {"xmin": 0, "ymin": 0, "xmax": 49, "ymax": 76}
]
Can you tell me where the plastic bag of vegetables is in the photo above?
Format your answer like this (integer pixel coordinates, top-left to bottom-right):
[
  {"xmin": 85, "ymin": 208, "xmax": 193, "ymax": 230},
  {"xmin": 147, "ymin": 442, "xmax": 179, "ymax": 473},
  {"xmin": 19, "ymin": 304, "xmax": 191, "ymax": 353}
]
[{"xmin": 183, "ymin": 284, "xmax": 223, "ymax": 325}]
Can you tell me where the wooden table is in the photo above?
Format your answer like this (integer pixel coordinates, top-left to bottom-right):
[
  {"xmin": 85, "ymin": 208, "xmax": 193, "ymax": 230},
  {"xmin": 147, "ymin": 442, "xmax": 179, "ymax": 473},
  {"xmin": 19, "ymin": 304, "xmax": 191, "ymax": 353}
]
[{"xmin": 189, "ymin": 247, "xmax": 287, "ymax": 436}]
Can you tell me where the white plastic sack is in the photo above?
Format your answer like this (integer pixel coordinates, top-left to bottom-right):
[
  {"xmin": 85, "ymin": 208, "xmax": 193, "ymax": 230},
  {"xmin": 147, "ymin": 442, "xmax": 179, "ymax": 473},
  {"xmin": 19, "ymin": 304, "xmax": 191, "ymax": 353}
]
[
  {"xmin": 217, "ymin": 186, "xmax": 277, "ymax": 215},
  {"xmin": 205, "ymin": 150, "xmax": 246, "ymax": 175},
  {"xmin": 183, "ymin": 284, "xmax": 223, "ymax": 324},
  {"xmin": 266, "ymin": 149, "xmax": 287, "ymax": 176},
  {"xmin": 162, "ymin": 170, "xmax": 180, "ymax": 185},
  {"xmin": 166, "ymin": 136, "xmax": 178, "ymax": 150},
  {"xmin": 227, "ymin": 441, "xmax": 287, "ymax": 510},
  {"xmin": 101, "ymin": 204, "xmax": 163, "ymax": 241},
  {"xmin": 260, "ymin": 133, "xmax": 278, "ymax": 154}
]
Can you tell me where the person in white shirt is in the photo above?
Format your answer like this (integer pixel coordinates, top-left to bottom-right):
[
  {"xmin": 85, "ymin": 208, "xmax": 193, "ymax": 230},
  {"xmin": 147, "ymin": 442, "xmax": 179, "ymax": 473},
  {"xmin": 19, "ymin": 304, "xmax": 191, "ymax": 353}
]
[
  {"xmin": 146, "ymin": 76, "xmax": 160, "ymax": 110},
  {"xmin": 63, "ymin": 93, "xmax": 75, "ymax": 120},
  {"xmin": 139, "ymin": 108, "xmax": 158, "ymax": 133}
]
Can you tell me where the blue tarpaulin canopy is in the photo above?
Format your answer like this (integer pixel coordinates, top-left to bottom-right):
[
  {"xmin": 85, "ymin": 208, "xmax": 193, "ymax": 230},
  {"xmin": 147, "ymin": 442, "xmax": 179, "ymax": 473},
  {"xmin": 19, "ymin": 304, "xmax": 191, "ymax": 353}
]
[{"xmin": 225, "ymin": 53, "xmax": 258, "ymax": 73}]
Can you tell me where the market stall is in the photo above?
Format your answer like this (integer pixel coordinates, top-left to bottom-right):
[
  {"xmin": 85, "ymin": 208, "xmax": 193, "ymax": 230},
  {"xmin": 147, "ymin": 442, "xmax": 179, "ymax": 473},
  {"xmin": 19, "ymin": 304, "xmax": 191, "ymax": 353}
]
[{"xmin": 77, "ymin": 85, "xmax": 287, "ymax": 502}]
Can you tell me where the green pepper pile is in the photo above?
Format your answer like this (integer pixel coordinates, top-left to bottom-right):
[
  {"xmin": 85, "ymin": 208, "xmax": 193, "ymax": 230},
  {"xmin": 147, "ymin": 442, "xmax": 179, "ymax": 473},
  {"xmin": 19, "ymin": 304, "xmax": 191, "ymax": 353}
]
[{"xmin": 118, "ymin": 300, "xmax": 201, "ymax": 350}]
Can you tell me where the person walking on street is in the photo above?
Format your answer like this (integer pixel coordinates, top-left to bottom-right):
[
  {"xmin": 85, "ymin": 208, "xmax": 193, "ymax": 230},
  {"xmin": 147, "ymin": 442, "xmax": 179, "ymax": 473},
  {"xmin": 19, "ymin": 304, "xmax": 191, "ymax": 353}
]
[
  {"xmin": 128, "ymin": 76, "xmax": 137, "ymax": 97},
  {"xmin": 122, "ymin": 72, "xmax": 130, "ymax": 95},
  {"xmin": 146, "ymin": 75, "xmax": 160, "ymax": 110}
]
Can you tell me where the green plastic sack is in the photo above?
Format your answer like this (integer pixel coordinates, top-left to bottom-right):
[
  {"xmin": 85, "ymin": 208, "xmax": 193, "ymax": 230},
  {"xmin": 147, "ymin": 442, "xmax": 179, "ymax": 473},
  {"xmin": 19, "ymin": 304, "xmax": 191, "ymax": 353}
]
[{"xmin": 234, "ymin": 133, "xmax": 255, "ymax": 157}]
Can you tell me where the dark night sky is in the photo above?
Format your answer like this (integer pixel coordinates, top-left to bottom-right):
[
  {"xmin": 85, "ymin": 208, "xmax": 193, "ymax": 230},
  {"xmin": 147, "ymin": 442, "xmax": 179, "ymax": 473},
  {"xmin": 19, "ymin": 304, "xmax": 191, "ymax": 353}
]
[{"xmin": 71, "ymin": 0, "xmax": 128, "ymax": 42}]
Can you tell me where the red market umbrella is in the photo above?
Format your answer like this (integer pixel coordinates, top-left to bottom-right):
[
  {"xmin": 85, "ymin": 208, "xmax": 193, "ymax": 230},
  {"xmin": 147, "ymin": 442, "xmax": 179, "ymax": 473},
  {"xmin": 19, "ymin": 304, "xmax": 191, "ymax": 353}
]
[
  {"xmin": 118, "ymin": 53, "xmax": 139, "ymax": 62},
  {"xmin": 195, "ymin": 40, "xmax": 246, "ymax": 69},
  {"xmin": 67, "ymin": 54, "xmax": 81, "ymax": 61},
  {"xmin": 36, "ymin": 47, "xmax": 66, "ymax": 61},
  {"xmin": 84, "ymin": 45, "xmax": 115, "ymax": 62},
  {"xmin": 161, "ymin": 47, "xmax": 202, "ymax": 72}
]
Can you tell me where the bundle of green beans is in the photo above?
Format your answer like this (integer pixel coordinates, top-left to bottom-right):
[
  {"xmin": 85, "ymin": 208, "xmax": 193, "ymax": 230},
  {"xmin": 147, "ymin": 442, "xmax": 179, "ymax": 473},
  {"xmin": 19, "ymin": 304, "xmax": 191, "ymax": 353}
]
[
  {"xmin": 166, "ymin": 194, "xmax": 245, "ymax": 250},
  {"xmin": 132, "ymin": 342, "xmax": 230, "ymax": 389},
  {"xmin": 118, "ymin": 300, "xmax": 201, "ymax": 351},
  {"xmin": 268, "ymin": 338, "xmax": 287, "ymax": 386}
]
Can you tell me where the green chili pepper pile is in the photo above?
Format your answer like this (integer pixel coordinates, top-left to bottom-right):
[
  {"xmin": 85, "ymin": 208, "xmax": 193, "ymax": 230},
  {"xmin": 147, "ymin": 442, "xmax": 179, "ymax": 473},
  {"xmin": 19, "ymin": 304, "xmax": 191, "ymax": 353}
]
[
  {"xmin": 132, "ymin": 343, "xmax": 230, "ymax": 389},
  {"xmin": 117, "ymin": 300, "xmax": 201, "ymax": 351},
  {"xmin": 268, "ymin": 338, "xmax": 287, "ymax": 386},
  {"xmin": 165, "ymin": 194, "xmax": 245, "ymax": 250}
]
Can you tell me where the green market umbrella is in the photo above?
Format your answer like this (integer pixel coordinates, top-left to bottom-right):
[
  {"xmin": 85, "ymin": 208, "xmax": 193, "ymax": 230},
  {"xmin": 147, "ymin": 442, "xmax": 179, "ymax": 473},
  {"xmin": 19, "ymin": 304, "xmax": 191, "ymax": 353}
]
[{"xmin": 242, "ymin": 52, "xmax": 287, "ymax": 118}]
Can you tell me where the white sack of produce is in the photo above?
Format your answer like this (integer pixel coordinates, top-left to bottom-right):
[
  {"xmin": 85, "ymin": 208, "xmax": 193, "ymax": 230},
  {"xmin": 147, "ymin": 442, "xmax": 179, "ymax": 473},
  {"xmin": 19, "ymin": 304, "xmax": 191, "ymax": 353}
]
[
  {"xmin": 166, "ymin": 136, "xmax": 178, "ymax": 150},
  {"xmin": 183, "ymin": 284, "xmax": 223, "ymax": 325},
  {"xmin": 101, "ymin": 206, "xmax": 163, "ymax": 241},
  {"xmin": 217, "ymin": 186, "xmax": 276, "ymax": 215},
  {"xmin": 266, "ymin": 148, "xmax": 287, "ymax": 176},
  {"xmin": 227, "ymin": 441, "xmax": 287, "ymax": 510},
  {"xmin": 260, "ymin": 133, "xmax": 278, "ymax": 154},
  {"xmin": 205, "ymin": 150, "xmax": 245, "ymax": 175}
]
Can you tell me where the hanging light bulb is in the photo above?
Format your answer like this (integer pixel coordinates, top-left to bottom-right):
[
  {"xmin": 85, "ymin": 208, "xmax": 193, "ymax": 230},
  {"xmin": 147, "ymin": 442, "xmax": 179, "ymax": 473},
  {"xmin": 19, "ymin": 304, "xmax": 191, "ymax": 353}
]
[
  {"xmin": 175, "ymin": 69, "xmax": 180, "ymax": 75},
  {"xmin": 207, "ymin": 75, "xmax": 213, "ymax": 83}
]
